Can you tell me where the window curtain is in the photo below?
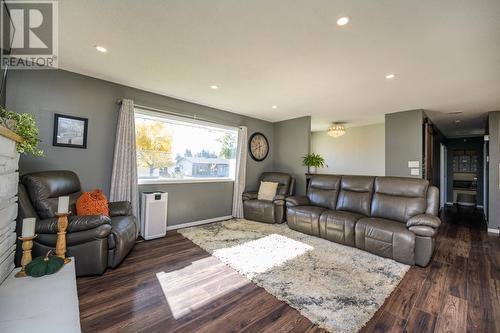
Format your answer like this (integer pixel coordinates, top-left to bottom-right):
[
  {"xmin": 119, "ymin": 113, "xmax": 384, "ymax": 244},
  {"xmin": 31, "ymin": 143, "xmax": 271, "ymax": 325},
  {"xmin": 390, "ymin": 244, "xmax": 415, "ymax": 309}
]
[
  {"xmin": 110, "ymin": 99, "xmax": 139, "ymax": 234},
  {"xmin": 232, "ymin": 126, "xmax": 248, "ymax": 218}
]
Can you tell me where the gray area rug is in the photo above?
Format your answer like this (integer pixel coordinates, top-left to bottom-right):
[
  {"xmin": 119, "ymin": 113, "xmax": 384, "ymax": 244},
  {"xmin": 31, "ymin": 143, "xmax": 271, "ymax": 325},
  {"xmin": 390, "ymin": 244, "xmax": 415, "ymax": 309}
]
[{"xmin": 178, "ymin": 219, "xmax": 409, "ymax": 333}]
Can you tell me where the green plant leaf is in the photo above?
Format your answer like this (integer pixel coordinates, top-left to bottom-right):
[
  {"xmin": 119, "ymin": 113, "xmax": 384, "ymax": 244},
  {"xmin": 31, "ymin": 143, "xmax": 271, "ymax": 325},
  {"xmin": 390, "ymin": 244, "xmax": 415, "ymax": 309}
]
[
  {"xmin": 302, "ymin": 153, "xmax": 326, "ymax": 168},
  {"xmin": 0, "ymin": 106, "xmax": 43, "ymax": 156}
]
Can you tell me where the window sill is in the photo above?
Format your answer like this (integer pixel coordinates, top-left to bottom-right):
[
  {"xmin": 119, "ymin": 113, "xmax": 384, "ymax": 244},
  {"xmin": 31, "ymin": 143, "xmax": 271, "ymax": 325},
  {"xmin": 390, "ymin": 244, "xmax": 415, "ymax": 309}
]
[{"xmin": 138, "ymin": 178, "xmax": 235, "ymax": 185}]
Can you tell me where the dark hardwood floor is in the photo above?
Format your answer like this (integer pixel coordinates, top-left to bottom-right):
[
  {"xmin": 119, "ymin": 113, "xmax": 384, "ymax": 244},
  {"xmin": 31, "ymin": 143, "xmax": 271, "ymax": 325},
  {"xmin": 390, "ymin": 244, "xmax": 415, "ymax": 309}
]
[{"xmin": 77, "ymin": 207, "xmax": 499, "ymax": 333}]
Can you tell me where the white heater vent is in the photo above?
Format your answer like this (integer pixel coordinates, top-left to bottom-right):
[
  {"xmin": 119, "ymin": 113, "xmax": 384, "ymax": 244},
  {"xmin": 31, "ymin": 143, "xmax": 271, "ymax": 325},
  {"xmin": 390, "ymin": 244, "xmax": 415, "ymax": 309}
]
[{"xmin": 140, "ymin": 192, "xmax": 168, "ymax": 240}]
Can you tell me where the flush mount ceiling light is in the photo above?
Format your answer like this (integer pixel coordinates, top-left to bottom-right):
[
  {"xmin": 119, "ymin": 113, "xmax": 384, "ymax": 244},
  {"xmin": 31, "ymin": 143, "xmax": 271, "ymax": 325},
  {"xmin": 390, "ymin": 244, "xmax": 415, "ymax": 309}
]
[
  {"xmin": 210, "ymin": 85, "xmax": 219, "ymax": 90},
  {"xmin": 271, "ymin": 105, "xmax": 278, "ymax": 109},
  {"xmin": 336, "ymin": 16, "xmax": 350, "ymax": 26},
  {"xmin": 95, "ymin": 45, "xmax": 107, "ymax": 53},
  {"xmin": 327, "ymin": 123, "xmax": 346, "ymax": 138},
  {"xmin": 385, "ymin": 73, "xmax": 396, "ymax": 79}
]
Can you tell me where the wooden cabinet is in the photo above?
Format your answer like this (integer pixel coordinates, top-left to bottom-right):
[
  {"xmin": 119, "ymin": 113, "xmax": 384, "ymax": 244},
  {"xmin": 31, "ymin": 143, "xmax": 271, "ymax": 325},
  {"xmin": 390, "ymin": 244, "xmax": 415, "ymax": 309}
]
[{"xmin": 0, "ymin": 126, "xmax": 21, "ymax": 285}]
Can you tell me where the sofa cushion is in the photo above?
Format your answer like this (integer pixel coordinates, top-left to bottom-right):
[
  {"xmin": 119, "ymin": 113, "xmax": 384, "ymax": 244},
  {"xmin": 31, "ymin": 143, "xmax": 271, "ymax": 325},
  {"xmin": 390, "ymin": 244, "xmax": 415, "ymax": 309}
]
[
  {"xmin": 336, "ymin": 176, "xmax": 375, "ymax": 216},
  {"xmin": 355, "ymin": 217, "xmax": 415, "ymax": 265},
  {"xmin": 260, "ymin": 172, "xmax": 293, "ymax": 196},
  {"xmin": 22, "ymin": 171, "xmax": 82, "ymax": 219},
  {"xmin": 243, "ymin": 199, "xmax": 277, "ymax": 223},
  {"xmin": 319, "ymin": 210, "xmax": 363, "ymax": 246},
  {"xmin": 257, "ymin": 181, "xmax": 278, "ymax": 201},
  {"xmin": 307, "ymin": 175, "xmax": 341, "ymax": 210},
  {"xmin": 287, "ymin": 206, "xmax": 325, "ymax": 236},
  {"xmin": 371, "ymin": 177, "xmax": 429, "ymax": 223}
]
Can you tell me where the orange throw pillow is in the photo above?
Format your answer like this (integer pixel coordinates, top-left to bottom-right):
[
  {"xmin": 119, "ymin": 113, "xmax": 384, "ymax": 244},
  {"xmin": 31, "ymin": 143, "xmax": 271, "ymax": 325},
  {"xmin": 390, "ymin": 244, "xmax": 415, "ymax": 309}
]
[{"xmin": 76, "ymin": 190, "xmax": 109, "ymax": 216}]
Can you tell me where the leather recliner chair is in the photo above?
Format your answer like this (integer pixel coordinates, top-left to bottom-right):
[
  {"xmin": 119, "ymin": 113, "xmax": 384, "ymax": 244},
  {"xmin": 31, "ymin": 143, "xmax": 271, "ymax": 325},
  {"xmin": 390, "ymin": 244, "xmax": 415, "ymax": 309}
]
[
  {"xmin": 242, "ymin": 172, "xmax": 295, "ymax": 223},
  {"xmin": 16, "ymin": 170, "xmax": 137, "ymax": 276},
  {"xmin": 286, "ymin": 175, "xmax": 440, "ymax": 267}
]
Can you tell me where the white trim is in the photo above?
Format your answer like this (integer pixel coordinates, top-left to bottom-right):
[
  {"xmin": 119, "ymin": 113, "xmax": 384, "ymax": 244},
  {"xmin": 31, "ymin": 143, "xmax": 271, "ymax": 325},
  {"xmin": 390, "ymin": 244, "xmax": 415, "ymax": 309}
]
[
  {"xmin": 135, "ymin": 108, "xmax": 239, "ymax": 132},
  {"xmin": 445, "ymin": 202, "xmax": 454, "ymax": 206},
  {"xmin": 476, "ymin": 205, "xmax": 484, "ymax": 208},
  {"xmin": 139, "ymin": 178, "xmax": 234, "ymax": 185},
  {"xmin": 487, "ymin": 228, "xmax": 499, "ymax": 235},
  {"xmin": 167, "ymin": 215, "xmax": 233, "ymax": 231}
]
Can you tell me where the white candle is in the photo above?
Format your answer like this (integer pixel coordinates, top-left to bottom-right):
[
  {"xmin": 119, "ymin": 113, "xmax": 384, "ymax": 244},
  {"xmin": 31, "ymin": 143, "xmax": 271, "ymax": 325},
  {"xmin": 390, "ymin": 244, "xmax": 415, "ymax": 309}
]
[
  {"xmin": 22, "ymin": 218, "xmax": 36, "ymax": 238},
  {"xmin": 57, "ymin": 196, "xmax": 70, "ymax": 214}
]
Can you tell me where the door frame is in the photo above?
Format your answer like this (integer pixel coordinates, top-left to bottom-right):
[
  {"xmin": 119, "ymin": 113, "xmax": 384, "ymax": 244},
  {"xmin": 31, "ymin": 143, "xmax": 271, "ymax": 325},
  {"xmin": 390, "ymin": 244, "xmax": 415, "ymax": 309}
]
[{"xmin": 440, "ymin": 143, "xmax": 447, "ymax": 209}]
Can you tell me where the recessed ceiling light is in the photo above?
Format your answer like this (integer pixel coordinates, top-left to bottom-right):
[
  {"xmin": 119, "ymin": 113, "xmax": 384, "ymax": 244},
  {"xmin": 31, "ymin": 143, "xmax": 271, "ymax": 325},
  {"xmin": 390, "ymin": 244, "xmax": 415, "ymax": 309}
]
[
  {"xmin": 95, "ymin": 45, "xmax": 107, "ymax": 53},
  {"xmin": 272, "ymin": 105, "xmax": 278, "ymax": 109},
  {"xmin": 210, "ymin": 85, "xmax": 218, "ymax": 90},
  {"xmin": 385, "ymin": 73, "xmax": 396, "ymax": 79},
  {"xmin": 455, "ymin": 119, "xmax": 462, "ymax": 124},
  {"xmin": 336, "ymin": 16, "xmax": 350, "ymax": 26}
]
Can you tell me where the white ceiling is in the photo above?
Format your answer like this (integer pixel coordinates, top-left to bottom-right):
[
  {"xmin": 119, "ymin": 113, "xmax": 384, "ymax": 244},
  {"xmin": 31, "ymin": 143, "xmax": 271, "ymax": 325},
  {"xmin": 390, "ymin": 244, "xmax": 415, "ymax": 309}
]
[{"xmin": 57, "ymin": 0, "xmax": 500, "ymax": 135}]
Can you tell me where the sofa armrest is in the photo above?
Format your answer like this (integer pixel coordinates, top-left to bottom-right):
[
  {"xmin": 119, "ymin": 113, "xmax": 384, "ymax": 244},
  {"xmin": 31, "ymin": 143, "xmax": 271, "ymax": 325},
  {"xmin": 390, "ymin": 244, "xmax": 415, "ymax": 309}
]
[
  {"xmin": 406, "ymin": 214, "xmax": 441, "ymax": 229},
  {"xmin": 273, "ymin": 194, "xmax": 286, "ymax": 206},
  {"xmin": 408, "ymin": 225, "xmax": 437, "ymax": 237},
  {"xmin": 285, "ymin": 196, "xmax": 310, "ymax": 207},
  {"xmin": 36, "ymin": 215, "xmax": 112, "ymax": 234},
  {"xmin": 109, "ymin": 201, "xmax": 133, "ymax": 217},
  {"xmin": 242, "ymin": 191, "xmax": 258, "ymax": 201}
]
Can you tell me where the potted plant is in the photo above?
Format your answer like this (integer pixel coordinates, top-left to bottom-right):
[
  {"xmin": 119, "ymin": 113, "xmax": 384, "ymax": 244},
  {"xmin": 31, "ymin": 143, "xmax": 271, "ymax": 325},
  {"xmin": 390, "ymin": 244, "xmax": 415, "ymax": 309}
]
[
  {"xmin": 302, "ymin": 153, "xmax": 327, "ymax": 174},
  {"xmin": 0, "ymin": 106, "xmax": 43, "ymax": 156}
]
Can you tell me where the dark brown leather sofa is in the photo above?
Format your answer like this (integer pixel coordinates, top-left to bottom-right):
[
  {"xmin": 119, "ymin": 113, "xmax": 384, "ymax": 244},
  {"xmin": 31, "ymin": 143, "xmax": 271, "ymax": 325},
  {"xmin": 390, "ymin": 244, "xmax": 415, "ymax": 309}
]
[
  {"xmin": 16, "ymin": 171, "xmax": 137, "ymax": 276},
  {"xmin": 286, "ymin": 175, "xmax": 441, "ymax": 266},
  {"xmin": 242, "ymin": 172, "xmax": 295, "ymax": 223}
]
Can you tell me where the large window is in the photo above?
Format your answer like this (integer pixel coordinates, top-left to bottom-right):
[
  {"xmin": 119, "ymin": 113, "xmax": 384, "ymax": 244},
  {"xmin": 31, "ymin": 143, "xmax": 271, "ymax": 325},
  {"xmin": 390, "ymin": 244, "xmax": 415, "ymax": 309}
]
[{"xmin": 135, "ymin": 109, "xmax": 238, "ymax": 184}]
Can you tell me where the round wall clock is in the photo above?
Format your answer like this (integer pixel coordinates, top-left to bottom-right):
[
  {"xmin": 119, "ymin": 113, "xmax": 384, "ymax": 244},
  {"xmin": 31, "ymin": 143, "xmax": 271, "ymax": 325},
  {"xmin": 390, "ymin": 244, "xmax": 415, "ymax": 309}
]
[{"xmin": 249, "ymin": 132, "xmax": 269, "ymax": 161}]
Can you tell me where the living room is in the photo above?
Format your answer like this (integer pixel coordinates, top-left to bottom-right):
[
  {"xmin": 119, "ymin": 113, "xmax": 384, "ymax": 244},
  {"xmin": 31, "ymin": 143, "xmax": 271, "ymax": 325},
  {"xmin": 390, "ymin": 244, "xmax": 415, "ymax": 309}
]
[{"xmin": 0, "ymin": 1, "xmax": 499, "ymax": 333}]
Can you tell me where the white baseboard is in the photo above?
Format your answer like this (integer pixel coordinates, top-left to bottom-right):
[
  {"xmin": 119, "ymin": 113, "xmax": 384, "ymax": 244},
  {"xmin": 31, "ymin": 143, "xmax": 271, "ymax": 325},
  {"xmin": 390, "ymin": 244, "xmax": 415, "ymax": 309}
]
[
  {"xmin": 167, "ymin": 215, "xmax": 233, "ymax": 231},
  {"xmin": 445, "ymin": 202, "xmax": 454, "ymax": 206},
  {"xmin": 487, "ymin": 228, "xmax": 499, "ymax": 235}
]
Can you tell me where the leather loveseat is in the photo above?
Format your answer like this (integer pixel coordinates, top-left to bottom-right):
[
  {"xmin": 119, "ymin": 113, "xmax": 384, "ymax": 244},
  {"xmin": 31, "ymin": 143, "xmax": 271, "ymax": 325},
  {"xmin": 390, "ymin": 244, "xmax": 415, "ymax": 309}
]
[
  {"xmin": 286, "ymin": 175, "xmax": 440, "ymax": 266},
  {"xmin": 16, "ymin": 171, "xmax": 137, "ymax": 276},
  {"xmin": 242, "ymin": 172, "xmax": 295, "ymax": 224}
]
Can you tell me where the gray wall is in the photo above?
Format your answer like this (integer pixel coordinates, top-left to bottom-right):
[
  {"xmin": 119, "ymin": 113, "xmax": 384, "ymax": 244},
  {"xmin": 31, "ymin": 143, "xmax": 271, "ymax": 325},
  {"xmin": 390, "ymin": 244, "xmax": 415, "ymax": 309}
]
[
  {"xmin": 488, "ymin": 111, "xmax": 500, "ymax": 231},
  {"xmin": 6, "ymin": 69, "xmax": 275, "ymax": 226},
  {"xmin": 311, "ymin": 123, "xmax": 385, "ymax": 176},
  {"xmin": 273, "ymin": 116, "xmax": 311, "ymax": 195},
  {"xmin": 385, "ymin": 110, "xmax": 424, "ymax": 178}
]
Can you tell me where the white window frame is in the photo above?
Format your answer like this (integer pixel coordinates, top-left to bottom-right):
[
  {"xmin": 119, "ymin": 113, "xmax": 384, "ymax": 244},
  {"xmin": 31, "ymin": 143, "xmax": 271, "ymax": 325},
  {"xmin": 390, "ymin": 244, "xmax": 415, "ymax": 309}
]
[{"xmin": 135, "ymin": 108, "xmax": 238, "ymax": 185}]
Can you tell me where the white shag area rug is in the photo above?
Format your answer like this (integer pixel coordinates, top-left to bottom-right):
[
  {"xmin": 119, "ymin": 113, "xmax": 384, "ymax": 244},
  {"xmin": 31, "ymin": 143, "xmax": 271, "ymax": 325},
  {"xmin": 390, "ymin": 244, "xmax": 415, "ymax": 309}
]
[{"xmin": 178, "ymin": 219, "xmax": 409, "ymax": 333}]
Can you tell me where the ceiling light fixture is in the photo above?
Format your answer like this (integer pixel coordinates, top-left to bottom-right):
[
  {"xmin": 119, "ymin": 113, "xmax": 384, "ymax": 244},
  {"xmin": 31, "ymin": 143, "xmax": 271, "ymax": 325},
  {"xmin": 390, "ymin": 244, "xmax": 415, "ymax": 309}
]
[
  {"xmin": 327, "ymin": 123, "xmax": 346, "ymax": 138},
  {"xmin": 385, "ymin": 73, "xmax": 396, "ymax": 79},
  {"xmin": 336, "ymin": 16, "xmax": 350, "ymax": 26},
  {"xmin": 272, "ymin": 105, "xmax": 278, "ymax": 109},
  {"xmin": 210, "ymin": 85, "xmax": 219, "ymax": 90},
  {"xmin": 95, "ymin": 45, "xmax": 107, "ymax": 53}
]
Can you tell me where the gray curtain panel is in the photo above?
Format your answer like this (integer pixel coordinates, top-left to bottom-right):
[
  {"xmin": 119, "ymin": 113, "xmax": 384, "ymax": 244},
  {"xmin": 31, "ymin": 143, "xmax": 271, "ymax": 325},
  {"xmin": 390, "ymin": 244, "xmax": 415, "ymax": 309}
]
[
  {"xmin": 110, "ymin": 99, "xmax": 139, "ymax": 234},
  {"xmin": 232, "ymin": 126, "xmax": 247, "ymax": 218}
]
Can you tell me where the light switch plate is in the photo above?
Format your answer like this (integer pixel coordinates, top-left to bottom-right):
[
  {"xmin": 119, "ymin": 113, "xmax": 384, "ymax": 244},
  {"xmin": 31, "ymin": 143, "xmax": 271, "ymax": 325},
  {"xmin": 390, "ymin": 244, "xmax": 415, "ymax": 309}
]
[
  {"xmin": 410, "ymin": 168, "xmax": 420, "ymax": 176},
  {"xmin": 408, "ymin": 161, "xmax": 420, "ymax": 168}
]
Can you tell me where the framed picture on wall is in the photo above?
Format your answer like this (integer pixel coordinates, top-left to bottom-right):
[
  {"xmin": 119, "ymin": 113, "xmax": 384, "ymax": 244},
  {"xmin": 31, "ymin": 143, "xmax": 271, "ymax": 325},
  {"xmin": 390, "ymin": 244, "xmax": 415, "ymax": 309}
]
[{"xmin": 53, "ymin": 113, "xmax": 88, "ymax": 149}]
